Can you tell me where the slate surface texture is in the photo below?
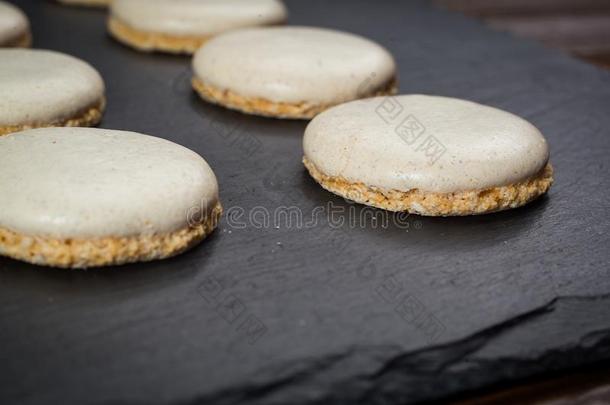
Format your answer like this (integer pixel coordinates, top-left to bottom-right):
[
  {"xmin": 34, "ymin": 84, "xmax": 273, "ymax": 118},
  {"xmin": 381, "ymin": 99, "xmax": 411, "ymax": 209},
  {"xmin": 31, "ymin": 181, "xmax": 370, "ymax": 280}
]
[{"xmin": 1, "ymin": 0, "xmax": 610, "ymax": 404}]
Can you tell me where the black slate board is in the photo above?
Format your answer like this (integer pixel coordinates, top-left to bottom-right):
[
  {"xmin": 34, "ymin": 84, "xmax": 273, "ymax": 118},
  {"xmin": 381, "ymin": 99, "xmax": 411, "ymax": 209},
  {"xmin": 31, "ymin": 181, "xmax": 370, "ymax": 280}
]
[{"xmin": 2, "ymin": 1, "xmax": 610, "ymax": 404}]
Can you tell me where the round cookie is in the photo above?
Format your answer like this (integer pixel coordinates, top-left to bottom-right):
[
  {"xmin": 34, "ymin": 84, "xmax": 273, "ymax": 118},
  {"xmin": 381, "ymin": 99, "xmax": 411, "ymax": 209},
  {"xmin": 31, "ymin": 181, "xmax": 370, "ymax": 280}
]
[
  {"xmin": 0, "ymin": 128, "xmax": 222, "ymax": 268},
  {"xmin": 0, "ymin": 1, "xmax": 30, "ymax": 47},
  {"xmin": 192, "ymin": 26, "xmax": 397, "ymax": 119},
  {"xmin": 303, "ymin": 95, "xmax": 553, "ymax": 216},
  {"xmin": 0, "ymin": 49, "xmax": 105, "ymax": 136},
  {"xmin": 108, "ymin": 0, "xmax": 287, "ymax": 54},
  {"xmin": 57, "ymin": 0, "xmax": 111, "ymax": 7}
]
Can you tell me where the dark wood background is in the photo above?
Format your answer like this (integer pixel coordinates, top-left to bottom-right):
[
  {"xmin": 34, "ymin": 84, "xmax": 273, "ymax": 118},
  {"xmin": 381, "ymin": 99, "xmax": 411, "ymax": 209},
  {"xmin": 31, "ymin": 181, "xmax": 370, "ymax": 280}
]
[{"xmin": 436, "ymin": 0, "xmax": 610, "ymax": 68}]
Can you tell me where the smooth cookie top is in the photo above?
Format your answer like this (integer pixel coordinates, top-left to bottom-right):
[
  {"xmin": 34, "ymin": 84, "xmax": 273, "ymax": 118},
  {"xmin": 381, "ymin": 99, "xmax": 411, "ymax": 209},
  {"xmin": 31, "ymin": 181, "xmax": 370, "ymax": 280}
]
[
  {"xmin": 0, "ymin": 128, "xmax": 219, "ymax": 238},
  {"xmin": 111, "ymin": 0, "xmax": 286, "ymax": 36},
  {"xmin": 0, "ymin": 49, "xmax": 104, "ymax": 126},
  {"xmin": 303, "ymin": 95, "xmax": 550, "ymax": 193},
  {"xmin": 0, "ymin": 1, "xmax": 29, "ymax": 45},
  {"xmin": 193, "ymin": 26, "xmax": 396, "ymax": 105}
]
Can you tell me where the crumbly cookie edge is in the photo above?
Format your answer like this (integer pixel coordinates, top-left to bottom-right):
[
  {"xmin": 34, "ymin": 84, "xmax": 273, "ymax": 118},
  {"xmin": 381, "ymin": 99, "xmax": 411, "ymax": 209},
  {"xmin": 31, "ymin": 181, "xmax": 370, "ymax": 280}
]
[
  {"xmin": 191, "ymin": 76, "xmax": 398, "ymax": 120},
  {"xmin": 108, "ymin": 15, "xmax": 287, "ymax": 54},
  {"xmin": 57, "ymin": 0, "xmax": 110, "ymax": 7},
  {"xmin": 0, "ymin": 202, "xmax": 223, "ymax": 268},
  {"xmin": 3, "ymin": 30, "xmax": 32, "ymax": 48},
  {"xmin": 0, "ymin": 97, "xmax": 105, "ymax": 137},
  {"xmin": 303, "ymin": 156, "xmax": 553, "ymax": 216},
  {"xmin": 108, "ymin": 16, "xmax": 212, "ymax": 54}
]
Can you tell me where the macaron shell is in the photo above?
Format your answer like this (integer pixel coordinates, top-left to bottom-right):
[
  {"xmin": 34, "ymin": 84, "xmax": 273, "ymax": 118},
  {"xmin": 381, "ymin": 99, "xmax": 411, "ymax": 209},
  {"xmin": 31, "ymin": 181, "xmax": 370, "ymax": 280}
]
[
  {"xmin": 193, "ymin": 26, "xmax": 396, "ymax": 105},
  {"xmin": 110, "ymin": 0, "xmax": 287, "ymax": 36},
  {"xmin": 303, "ymin": 94, "xmax": 550, "ymax": 193},
  {"xmin": 0, "ymin": 49, "xmax": 104, "ymax": 127},
  {"xmin": 0, "ymin": 128, "xmax": 219, "ymax": 239},
  {"xmin": 0, "ymin": 1, "xmax": 29, "ymax": 46}
]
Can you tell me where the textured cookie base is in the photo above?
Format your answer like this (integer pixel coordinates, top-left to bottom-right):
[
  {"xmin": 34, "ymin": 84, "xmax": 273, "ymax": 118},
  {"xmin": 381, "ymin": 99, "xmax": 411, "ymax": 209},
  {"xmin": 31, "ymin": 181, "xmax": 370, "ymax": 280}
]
[
  {"xmin": 108, "ymin": 16, "xmax": 211, "ymax": 54},
  {"xmin": 0, "ymin": 202, "xmax": 223, "ymax": 269},
  {"xmin": 0, "ymin": 97, "xmax": 105, "ymax": 137},
  {"xmin": 192, "ymin": 76, "xmax": 399, "ymax": 119},
  {"xmin": 2, "ymin": 31, "xmax": 31, "ymax": 48},
  {"xmin": 108, "ymin": 16, "xmax": 287, "ymax": 54},
  {"xmin": 303, "ymin": 157, "xmax": 554, "ymax": 216},
  {"xmin": 57, "ymin": 0, "xmax": 110, "ymax": 7}
]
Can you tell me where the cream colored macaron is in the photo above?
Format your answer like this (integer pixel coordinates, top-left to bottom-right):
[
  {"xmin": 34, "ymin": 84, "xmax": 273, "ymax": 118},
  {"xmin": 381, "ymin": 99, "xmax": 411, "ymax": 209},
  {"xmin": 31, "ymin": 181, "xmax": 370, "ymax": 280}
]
[
  {"xmin": 0, "ymin": 49, "xmax": 105, "ymax": 136},
  {"xmin": 0, "ymin": 1, "xmax": 30, "ymax": 47},
  {"xmin": 192, "ymin": 26, "xmax": 397, "ymax": 119},
  {"xmin": 0, "ymin": 128, "xmax": 222, "ymax": 268},
  {"xmin": 108, "ymin": 0, "xmax": 287, "ymax": 54},
  {"xmin": 57, "ymin": 0, "xmax": 111, "ymax": 7},
  {"xmin": 303, "ymin": 95, "xmax": 553, "ymax": 216}
]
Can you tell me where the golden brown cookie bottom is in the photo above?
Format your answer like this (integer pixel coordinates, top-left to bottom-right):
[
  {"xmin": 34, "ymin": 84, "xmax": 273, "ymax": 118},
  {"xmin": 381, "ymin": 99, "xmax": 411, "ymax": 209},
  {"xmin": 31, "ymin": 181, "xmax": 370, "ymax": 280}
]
[
  {"xmin": 303, "ymin": 157, "xmax": 554, "ymax": 216},
  {"xmin": 192, "ymin": 76, "xmax": 399, "ymax": 120},
  {"xmin": 108, "ymin": 16, "xmax": 210, "ymax": 54},
  {"xmin": 2, "ymin": 31, "xmax": 31, "ymax": 48},
  {"xmin": 57, "ymin": 0, "xmax": 110, "ymax": 7},
  {"xmin": 0, "ymin": 97, "xmax": 105, "ymax": 137},
  {"xmin": 0, "ymin": 202, "xmax": 223, "ymax": 268}
]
